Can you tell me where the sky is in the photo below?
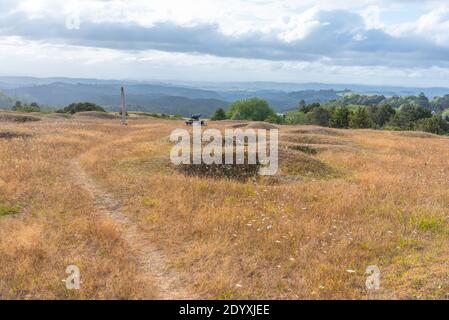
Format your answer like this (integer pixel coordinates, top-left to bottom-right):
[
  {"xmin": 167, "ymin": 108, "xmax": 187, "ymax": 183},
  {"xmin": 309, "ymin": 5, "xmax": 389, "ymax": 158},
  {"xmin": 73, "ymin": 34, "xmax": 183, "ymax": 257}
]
[{"xmin": 1, "ymin": 0, "xmax": 449, "ymax": 87}]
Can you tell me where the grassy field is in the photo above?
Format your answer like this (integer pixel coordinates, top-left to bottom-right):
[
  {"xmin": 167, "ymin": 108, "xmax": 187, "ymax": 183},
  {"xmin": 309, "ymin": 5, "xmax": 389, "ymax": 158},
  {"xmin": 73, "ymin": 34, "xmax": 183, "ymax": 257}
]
[{"xmin": 1, "ymin": 112, "xmax": 448, "ymax": 299}]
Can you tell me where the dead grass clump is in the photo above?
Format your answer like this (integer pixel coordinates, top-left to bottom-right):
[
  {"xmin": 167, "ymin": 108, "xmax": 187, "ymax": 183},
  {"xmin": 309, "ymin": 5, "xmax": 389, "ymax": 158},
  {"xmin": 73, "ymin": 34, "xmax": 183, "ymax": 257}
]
[
  {"xmin": 75, "ymin": 111, "xmax": 118, "ymax": 119},
  {"xmin": 0, "ymin": 112, "xmax": 41, "ymax": 123},
  {"xmin": 0, "ymin": 131, "xmax": 32, "ymax": 139}
]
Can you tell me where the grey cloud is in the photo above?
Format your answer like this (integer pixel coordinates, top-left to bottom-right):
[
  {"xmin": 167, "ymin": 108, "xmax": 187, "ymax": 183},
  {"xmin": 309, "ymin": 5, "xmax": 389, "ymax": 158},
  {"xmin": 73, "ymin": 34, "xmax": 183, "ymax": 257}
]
[{"xmin": 0, "ymin": 8, "xmax": 448, "ymax": 68}]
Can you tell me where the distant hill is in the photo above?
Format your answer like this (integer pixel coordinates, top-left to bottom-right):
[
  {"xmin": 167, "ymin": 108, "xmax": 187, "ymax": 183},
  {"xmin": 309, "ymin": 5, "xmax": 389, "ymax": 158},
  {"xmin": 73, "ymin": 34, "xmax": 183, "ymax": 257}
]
[
  {"xmin": 2, "ymin": 76, "xmax": 449, "ymax": 116},
  {"xmin": 3, "ymin": 83, "xmax": 228, "ymax": 116},
  {"xmin": 125, "ymin": 96, "xmax": 229, "ymax": 116},
  {"xmin": 217, "ymin": 89, "xmax": 342, "ymax": 111},
  {"xmin": 0, "ymin": 91, "xmax": 14, "ymax": 108}
]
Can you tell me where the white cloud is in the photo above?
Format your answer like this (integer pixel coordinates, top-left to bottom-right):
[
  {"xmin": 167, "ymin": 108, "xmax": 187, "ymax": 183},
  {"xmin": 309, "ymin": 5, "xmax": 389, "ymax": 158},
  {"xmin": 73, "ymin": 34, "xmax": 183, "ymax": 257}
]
[
  {"xmin": 1, "ymin": 0, "xmax": 449, "ymax": 86},
  {"xmin": 360, "ymin": 5, "xmax": 383, "ymax": 29},
  {"xmin": 415, "ymin": 6, "xmax": 449, "ymax": 46}
]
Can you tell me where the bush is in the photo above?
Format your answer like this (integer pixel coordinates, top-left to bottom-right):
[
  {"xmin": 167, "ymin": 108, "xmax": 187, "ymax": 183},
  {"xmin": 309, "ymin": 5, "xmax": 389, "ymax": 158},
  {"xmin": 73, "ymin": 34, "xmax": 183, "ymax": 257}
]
[
  {"xmin": 368, "ymin": 104, "xmax": 395, "ymax": 127},
  {"xmin": 12, "ymin": 101, "xmax": 41, "ymax": 113},
  {"xmin": 329, "ymin": 106, "xmax": 350, "ymax": 128},
  {"xmin": 265, "ymin": 114, "xmax": 285, "ymax": 124},
  {"xmin": 58, "ymin": 102, "xmax": 106, "ymax": 114},
  {"xmin": 310, "ymin": 107, "xmax": 331, "ymax": 126},
  {"xmin": 416, "ymin": 115, "xmax": 449, "ymax": 135},
  {"xmin": 227, "ymin": 98, "xmax": 275, "ymax": 121},
  {"xmin": 285, "ymin": 111, "xmax": 310, "ymax": 125},
  {"xmin": 349, "ymin": 107, "xmax": 372, "ymax": 128},
  {"xmin": 211, "ymin": 108, "xmax": 227, "ymax": 120},
  {"xmin": 389, "ymin": 104, "xmax": 432, "ymax": 130}
]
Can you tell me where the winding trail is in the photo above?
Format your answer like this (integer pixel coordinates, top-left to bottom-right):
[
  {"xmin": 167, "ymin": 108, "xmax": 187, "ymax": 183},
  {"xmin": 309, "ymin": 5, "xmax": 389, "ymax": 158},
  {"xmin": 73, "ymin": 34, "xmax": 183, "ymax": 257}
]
[{"xmin": 70, "ymin": 156, "xmax": 194, "ymax": 299}]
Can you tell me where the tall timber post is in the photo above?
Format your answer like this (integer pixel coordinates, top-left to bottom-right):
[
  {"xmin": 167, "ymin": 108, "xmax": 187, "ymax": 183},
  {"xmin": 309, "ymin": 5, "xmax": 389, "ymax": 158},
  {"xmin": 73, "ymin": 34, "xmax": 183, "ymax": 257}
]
[{"xmin": 120, "ymin": 86, "xmax": 128, "ymax": 126}]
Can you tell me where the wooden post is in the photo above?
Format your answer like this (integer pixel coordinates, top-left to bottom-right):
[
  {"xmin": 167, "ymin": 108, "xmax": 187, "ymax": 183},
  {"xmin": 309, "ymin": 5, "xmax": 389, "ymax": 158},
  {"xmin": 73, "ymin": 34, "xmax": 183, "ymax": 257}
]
[{"xmin": 120, "ymin": 86, "xmax": 127, "ymax": 126}]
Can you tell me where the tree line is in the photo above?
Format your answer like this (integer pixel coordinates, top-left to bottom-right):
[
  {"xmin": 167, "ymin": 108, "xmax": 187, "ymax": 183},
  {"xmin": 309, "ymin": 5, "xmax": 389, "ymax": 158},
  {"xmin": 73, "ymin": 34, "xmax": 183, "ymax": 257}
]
[
  {"xmin": 12, "ymin": 101, "xmax": 41, "ymax": 113},
  {"xmin": 212, "ymin": 93, "xmax": 449, "ymax": 135}
]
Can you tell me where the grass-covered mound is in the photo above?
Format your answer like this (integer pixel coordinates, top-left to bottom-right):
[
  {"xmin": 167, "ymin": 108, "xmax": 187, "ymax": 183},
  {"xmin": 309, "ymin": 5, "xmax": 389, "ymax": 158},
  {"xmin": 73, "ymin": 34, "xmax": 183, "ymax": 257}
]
[
  {"xmin": 0, "ymin": 112, "xmax": 41, "ymax": 122},
  {"xmin": 175, "ymin": 137, "xmax": 262, "ymax": 181},
  {"xmin": 0, "ymin": 131, "xmax": 32, "ymax": 139},
  {"xmin": 74, "ymin": 111, "xmax": 118, "ymax": 119}
]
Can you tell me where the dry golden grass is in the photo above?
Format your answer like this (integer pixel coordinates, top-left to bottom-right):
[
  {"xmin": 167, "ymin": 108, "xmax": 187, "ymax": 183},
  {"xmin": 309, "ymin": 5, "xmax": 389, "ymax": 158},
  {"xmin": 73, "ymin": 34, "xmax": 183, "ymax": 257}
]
[
  {"xmin": 0, "ymin": 118, "xmax": 157, "ymax": 299},
  {"xmin": 1, "ymin": 116, "xmax": 449, "ymax": 299}
]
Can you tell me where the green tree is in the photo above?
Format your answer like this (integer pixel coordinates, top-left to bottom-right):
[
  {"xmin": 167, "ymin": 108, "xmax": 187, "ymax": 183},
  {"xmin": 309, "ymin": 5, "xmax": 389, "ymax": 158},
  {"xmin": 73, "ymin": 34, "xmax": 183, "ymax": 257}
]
[
  {"xmin": 59, "ymin": 102, "xmax": 106, "ymax": 114},
  {"xmin": 11, "ymin": 101, "xmax": 40, "ymax": 112},
  {"xmin": 329, "ymin": 106, "xmax": 350, "ymax": 128},
  {"xmin": 389, "ymin": 104, "xmax": 432, "ymax": 130},
  {"xmin": 211, "ymin": 108, "xmax": 227, "ymax": 120},
  {"xmin": 441, "ymin": 109, "xmax": 449, "ymax": 121},
  {"xmin": 226, "ymin": 98, "xmax": 275, "ymax": 121},
  {"xmin": 12, "ymin": 101, "xmax": 22, "ymax": 111},
  {"xmin": 417, "ymin": 92, "xmax": 430, "ymax": 109},
  {"xmin": 285, "ymin": 111, "xmax": 310, "ymax": 125},
  {"xmin": 265, "ymin": 114, "xmax": 285, "ymax": 124},
  {"xmin": 349, "ymin": 107, "xmax": 372, "ymax": 128},
  {"xmin": 416, "ymin": 115, "xmax": 449, "ymax": 135},
  {"xmin": 343, "ymin": 93, "xmax": 386, "ymax": 106},
  {"xmin": 369, "ymin": 104, "xmax": 395, "ymax": 127},
  {"xmin": 430, "ymin": 94, "xmax": 449, "ymax": 112},
  {"xmin": 298, "ymin": 99, "xmax": 306, "ymax": 112},
  {"xmin": 310, "ymin": 106, "xmax": 330, "ymax": 126}
]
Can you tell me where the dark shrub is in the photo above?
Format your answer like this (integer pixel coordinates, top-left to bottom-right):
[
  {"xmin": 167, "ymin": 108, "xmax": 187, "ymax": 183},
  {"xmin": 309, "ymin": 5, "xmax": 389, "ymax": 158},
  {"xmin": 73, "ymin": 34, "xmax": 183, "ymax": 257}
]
[{"xmin": 59, "ymin": 102, "xmax": 106, "ymax": 114}]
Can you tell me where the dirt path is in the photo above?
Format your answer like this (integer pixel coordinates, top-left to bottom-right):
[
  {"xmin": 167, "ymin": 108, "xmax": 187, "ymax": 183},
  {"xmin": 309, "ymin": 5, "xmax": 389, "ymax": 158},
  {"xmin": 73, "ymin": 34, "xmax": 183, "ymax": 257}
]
[{"xmin": 70, "ymin": 157, "xmax": 195, "ymax": 300}]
